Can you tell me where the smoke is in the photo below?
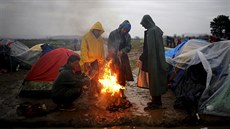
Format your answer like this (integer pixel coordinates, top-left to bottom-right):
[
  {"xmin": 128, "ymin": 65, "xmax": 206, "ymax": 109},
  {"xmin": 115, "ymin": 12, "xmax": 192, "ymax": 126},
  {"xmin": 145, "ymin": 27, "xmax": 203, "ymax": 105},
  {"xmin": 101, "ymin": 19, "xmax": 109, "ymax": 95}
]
[{"xmin": 0, "ymin": 0, "xmax": 122, "ymax": 38}]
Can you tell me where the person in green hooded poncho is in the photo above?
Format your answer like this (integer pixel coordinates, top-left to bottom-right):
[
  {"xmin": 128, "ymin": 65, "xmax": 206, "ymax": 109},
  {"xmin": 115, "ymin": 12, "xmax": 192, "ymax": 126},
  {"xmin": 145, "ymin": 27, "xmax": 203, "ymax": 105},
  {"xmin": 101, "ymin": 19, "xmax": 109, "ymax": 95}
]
[{"xmin": 138, "ymin": 15, "xmax": 169, "ymax": 110}]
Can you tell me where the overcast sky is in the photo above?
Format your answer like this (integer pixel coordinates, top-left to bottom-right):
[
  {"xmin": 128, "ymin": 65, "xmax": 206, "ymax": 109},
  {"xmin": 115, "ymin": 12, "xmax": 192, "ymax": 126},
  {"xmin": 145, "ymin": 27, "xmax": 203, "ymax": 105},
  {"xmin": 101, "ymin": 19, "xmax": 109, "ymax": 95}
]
[{"xmin": 0, "ymin": 0, "xmax": 229, "ymax": 39}]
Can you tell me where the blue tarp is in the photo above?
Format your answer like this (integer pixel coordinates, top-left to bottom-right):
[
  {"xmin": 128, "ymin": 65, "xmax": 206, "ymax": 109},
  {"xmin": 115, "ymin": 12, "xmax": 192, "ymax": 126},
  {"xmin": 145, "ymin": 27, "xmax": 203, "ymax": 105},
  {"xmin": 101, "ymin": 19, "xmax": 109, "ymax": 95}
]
[{"xmin": 165, "ymin": 40, "xmax": 188, "ymax": 58}]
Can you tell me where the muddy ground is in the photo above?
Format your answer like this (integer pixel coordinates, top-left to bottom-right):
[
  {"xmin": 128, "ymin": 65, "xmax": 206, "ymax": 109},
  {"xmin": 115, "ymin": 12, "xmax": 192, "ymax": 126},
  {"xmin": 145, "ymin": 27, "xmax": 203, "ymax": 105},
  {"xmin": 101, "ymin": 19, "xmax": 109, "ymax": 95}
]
[
  {"xmin": 0, "ymin": 68, "xmax": 230, "ymax": 129},
  {"xmin": 0, "ymin": 41, "xmax": 230, "ymax": 128}
]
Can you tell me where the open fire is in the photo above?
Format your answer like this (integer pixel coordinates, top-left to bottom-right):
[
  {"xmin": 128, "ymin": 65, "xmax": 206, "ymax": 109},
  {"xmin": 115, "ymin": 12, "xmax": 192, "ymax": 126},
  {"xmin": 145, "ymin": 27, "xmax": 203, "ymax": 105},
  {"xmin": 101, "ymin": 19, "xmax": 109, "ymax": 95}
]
[
  {"xmin": 99, "ymin": 60, "xmax": 125, "ymax": 96},
  {"xmin": 97, "ymin": 60, "xmax": 132, "ymax": 111}
]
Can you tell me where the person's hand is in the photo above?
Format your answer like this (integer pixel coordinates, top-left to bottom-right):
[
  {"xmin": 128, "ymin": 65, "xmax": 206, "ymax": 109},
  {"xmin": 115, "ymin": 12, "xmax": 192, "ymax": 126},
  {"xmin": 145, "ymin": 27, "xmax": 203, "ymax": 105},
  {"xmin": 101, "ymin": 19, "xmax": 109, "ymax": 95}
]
[
  {"xmin": 136, "ymin": 60, "xmax": 142, "ymax": 68},
  {"xmin": 107, "ymin": 49, "xmax": 115, "ymax": 60},
  {"xmin": 109, "ymin": 48, "xmax": 115, "ymax": 53},
  {"xmin": 84, "ymin": 62, "xmax": 91, "ymax": 75},
  {"xmin": 88, "ymin": 69, "xmax": 98, "ymax": 80},
  {"xmin": 117, "ymin": 51, "xmax": 123, "ymax": 57}
]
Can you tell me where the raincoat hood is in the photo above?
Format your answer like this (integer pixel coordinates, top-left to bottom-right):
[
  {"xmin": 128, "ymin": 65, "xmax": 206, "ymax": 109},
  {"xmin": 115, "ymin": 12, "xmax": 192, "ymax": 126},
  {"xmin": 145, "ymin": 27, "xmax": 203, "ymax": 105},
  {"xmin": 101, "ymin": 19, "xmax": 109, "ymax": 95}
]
[
  {"xmin": 140, "ymin": 14, "xmax": 156, "ymax": 29},
  {"xmin": 118, "ymin": 20, "xmax": 131, "ymax": 32},
  {"xmin": 90, "ymin": 21, "xmax": 105, "ymax": 34}
]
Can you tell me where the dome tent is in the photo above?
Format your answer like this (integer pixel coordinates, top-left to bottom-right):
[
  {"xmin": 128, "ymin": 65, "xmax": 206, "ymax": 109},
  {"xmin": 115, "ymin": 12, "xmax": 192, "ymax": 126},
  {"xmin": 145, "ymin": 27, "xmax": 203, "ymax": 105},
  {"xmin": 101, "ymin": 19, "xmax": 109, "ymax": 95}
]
[{"xmin": 19, "ymin": 48, "xmax": 80, "ymax": 98}]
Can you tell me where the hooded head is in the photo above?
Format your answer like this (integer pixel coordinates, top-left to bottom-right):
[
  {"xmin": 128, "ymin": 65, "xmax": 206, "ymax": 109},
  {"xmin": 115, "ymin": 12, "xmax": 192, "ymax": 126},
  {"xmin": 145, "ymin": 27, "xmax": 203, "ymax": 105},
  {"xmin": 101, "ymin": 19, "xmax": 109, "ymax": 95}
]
[
  {"xmin": 90, "ymin": 21, "xmax": 105, "ymax": 38},
  {"xmin": 140, "ymin": 14, "xmax": 155, "ymax": 29},
  {"xmin": 118, "ymin": 20, "xmax": 131, "ymax": 34}
]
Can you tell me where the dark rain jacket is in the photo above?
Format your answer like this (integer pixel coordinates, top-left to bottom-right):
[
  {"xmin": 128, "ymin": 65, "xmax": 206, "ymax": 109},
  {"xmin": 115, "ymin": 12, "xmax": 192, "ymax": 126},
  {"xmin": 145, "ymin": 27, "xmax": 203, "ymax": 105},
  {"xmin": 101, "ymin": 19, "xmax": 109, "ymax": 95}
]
[
  {"xmin": 140, "ymin": 15, "xmax": 168, "ymax": 96},
  {"xmin": 108, "ymin": 21, "xmax": 134, "ymax": 85},
  {"xmin": 51, "ymin": 65, "xmax": 83, "ymax": 105}
]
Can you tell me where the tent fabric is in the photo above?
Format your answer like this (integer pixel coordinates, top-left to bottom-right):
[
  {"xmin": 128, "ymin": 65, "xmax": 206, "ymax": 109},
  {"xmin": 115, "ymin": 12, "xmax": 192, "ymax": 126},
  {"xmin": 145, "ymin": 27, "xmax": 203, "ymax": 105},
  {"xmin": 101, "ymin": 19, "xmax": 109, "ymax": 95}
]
[
  {"xmin": 41, "ymin": 43, "xmax": 54, "ymax": 56},
  {"xmin": 165, "ymin": 39, "xmax": 210, "ymax": 59},
  {"xmin": 19, "ymin": 81, "xmax": 53, "ymax": 98},
  {"xmin": 173, "ymin": 63, "xmax": 207, "ymax": 111},
  {"xmin": 0, "ymin": 40, "xmax": 29, "ymax": 56},
  {"xmin": 15, "ymin": 44, "xmax": 43, "ymax": 67},
  {"xmin": 0, "ymin": 40, "xmax": 28, "ymax": 71},
  {"xmin": 198, "ymin": 41, "xmax": 230, "ymax": 116},
  {"xmin": 0, "ymin": 45, "xmax": 11, "ymax": 71},
  {"xmin": 166, "ymin": 39, "xmax": 210, "ymax": 90},
  {"xmin": 25, "ymin": 48, "xmax": 80, "ymax": 82},
  {"xmin": 30, "ymin": 44, "xmax": 43, "ymax": 51},
  {"xmin": 16, "ymin": 43, "xmax": 54, "ymax": 68},
  {"xmin": 202, "ymin": 73, "xmax": 230, "ymax": 116},
  {"xmin": 167, "ymin": 40, "xmax": 230, "ymax": 116},
  {"xmin": 176, "ymin": 39, "xmax": 210, "ymax": 56},
  {"xmin": 165, "ymin": 39, "xmax": 188, "ymax": 58},
  {"xmin": 166, "ymin": 40, "xmax": 210, "ymax": 70}
]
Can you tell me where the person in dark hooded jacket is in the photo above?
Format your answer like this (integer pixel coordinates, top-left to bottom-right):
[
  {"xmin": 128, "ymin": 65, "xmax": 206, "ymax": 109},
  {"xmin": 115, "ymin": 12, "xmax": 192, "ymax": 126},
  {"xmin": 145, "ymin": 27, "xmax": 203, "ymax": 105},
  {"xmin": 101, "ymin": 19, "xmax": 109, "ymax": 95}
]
[
  {"xmin": 51, "ymin": 55, "xmax": 89, "ymax": 111},
  {"xmin": 108, "ymin": 20, "xmax": 134, "ymax": 98},
  {"xmin": 138, "ymin": 15, "xmax": 168, "ymax": 110}
]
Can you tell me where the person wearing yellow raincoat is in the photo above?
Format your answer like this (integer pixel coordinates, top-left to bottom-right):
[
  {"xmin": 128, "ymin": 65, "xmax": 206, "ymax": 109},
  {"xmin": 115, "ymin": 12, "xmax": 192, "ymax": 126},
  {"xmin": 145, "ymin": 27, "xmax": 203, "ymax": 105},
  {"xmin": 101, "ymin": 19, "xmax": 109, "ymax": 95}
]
[{"xmin": 80, "ymin": 21, "xmax": 105, "ymax": 98}]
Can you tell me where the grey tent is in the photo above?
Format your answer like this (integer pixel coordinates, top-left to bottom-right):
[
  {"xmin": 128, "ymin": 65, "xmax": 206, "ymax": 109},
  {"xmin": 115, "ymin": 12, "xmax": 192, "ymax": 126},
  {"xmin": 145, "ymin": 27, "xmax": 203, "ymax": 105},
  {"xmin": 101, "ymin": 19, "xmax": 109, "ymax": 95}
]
[
  {"xmin": 0, "ymin": 40, "xmax": 29, "ymax": 71},
  {"xmin": 167, "ymin": 40, "xmax": 230, "ymax": 116}
]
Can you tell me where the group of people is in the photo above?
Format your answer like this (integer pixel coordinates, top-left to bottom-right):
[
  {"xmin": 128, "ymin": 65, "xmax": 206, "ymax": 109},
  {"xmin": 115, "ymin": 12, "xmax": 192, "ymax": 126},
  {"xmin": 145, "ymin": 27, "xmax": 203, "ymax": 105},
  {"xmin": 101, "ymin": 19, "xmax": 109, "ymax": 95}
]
[{"xmin": 51, "ymin": 14, "xmax": 168, "ymax": 111}]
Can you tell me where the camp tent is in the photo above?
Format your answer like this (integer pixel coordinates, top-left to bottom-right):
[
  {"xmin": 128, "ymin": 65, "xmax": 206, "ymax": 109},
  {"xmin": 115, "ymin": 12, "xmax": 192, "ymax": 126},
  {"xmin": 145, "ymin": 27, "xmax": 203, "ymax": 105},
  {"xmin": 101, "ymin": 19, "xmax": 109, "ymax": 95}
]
[
  {"xmin": 166, "ymin": 40, "xmax": 230, "ymax": 117},
  {"xmin": 0, "ymin": 40, "xmax": 29, "ymax": 72},
  {"xmin": 19, "ymin": 48, "xmax": 80, "ymax": 98},
  {"xmin": 0, "ymin": 39, "xmax": 29, "ymax": 56},
  {"xmin": 166, "ymin": 39, "xmax": 210, "ymax": 90},
  {"xmin": 16, "ymin": 43, "xmax": 54, "ymax": 69},
  {"xmin": 15, "ymin": 44, "xmax": 43, "ymax": 69},
  {"xmin": 137, "ymin": 39, "xmax": 210, "ymax": 89},
  {"xmin": 165, "ymin": 39, "xmax": 210, "ymax": 59}
]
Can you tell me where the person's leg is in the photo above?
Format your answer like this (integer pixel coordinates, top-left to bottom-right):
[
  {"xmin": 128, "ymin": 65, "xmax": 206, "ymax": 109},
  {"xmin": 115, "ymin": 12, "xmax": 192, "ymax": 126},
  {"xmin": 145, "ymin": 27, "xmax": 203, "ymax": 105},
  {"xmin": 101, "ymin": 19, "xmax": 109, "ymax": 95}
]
[
  {"xmin": 147, "ymin": 73, "xmax": 155, "ymax": 105},
  {"xmin": 118, "ymin": 67, "xmax": 126, "ymax": 98},
  {"xmin": 52, "ymin": 88, "xmax": 78, "ymax": 111},
  {"xmin": 89, "ymin": 78, "xmax": 99, "ymax": 97},
  {"xmin": 145, "ymin": 96, "xmax": 162, "ymax": 110},
  {"xmin": 58, "ymin": 96, "xmax": 76, "ymax": 111},
  {"xmin": 147, "ymin": 96, "xmax": 155, "ymax": 106},
  {"xmin": 155, "ymin": 96, "xmax": 162, "ymax": 106},
  {"xmin": 145, "ymin": 73, "xmax": 162, "ymax": 110},
  {"xmin": 89, "ymin": 60, "xmax": 99, "ymax": 98}
]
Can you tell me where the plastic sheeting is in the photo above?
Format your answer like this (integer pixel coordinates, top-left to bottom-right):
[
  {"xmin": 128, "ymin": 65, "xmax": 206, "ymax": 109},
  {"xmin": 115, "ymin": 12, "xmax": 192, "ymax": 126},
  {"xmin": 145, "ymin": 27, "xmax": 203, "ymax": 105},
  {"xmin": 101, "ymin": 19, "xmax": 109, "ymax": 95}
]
[
  {"xmin": 15, "ymin": 44, "xmax": 43, "ymax": 66},
  {"xmin": 166, "ymin": 39, "xmax": 210, "ymax": 90},
  {"xmin": 0, "ymin": 40, "xmax": 29, "ymax": 56},
  {"xmin": 166, "ymin": 39, "xmax": 210, "ymax": 70},
  {"xmin": 166, "ymin": 40, "xmax": 230, "ymax": 116},
  {"xmin": 203, "ymin": 73, "xmax": 230, "ymax": 116}
]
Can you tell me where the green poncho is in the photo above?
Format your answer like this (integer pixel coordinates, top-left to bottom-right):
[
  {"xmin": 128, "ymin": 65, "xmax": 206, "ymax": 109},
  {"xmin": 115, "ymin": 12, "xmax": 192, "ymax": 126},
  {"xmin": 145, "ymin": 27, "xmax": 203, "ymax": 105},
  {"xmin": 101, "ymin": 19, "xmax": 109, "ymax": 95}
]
[{"xmin": 140, "ymin": 15, "xmax": 168, "ymax": 96}]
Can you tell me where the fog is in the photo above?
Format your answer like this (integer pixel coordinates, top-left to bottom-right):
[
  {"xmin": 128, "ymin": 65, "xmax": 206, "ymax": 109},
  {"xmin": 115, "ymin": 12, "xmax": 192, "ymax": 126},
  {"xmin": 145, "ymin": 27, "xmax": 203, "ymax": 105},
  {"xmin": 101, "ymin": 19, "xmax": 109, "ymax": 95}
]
[{"xmin": 0, "ymin": 0, "xmax": 229, "ymax": 38}]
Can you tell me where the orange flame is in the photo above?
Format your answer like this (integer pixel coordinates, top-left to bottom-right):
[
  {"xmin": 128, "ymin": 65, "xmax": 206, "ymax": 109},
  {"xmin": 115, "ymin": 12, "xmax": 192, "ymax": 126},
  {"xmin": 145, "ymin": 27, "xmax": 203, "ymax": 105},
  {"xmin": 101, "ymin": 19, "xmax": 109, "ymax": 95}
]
[{"xmin": 99, "ymin": 60, "xmax": 125, "ymax": 96}]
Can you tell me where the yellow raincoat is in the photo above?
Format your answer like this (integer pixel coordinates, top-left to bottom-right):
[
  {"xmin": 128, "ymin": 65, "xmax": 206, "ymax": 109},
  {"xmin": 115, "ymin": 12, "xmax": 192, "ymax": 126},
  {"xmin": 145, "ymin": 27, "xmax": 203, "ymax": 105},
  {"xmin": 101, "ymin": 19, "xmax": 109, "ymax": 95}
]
[{"xmin": 80, "ymin": 21, "xmax": 105, "ymax": 71}]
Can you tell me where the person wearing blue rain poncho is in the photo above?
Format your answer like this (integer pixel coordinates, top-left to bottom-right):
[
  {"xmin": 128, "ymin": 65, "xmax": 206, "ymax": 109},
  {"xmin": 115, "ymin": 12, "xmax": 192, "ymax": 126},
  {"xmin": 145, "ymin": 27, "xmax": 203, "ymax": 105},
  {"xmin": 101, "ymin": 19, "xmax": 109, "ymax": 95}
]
[{"xmin": 107, "ymin": 20, "xmax": 134, "ymax": 98}]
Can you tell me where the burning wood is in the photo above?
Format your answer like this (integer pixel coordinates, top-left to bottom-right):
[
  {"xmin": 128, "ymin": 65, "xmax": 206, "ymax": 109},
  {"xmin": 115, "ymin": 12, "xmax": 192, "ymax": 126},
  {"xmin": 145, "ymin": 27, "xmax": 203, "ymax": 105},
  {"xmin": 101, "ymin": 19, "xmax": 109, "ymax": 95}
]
[{"xmin": 97, "ymin": 60, "xmax": 132, "ymax": 111}]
